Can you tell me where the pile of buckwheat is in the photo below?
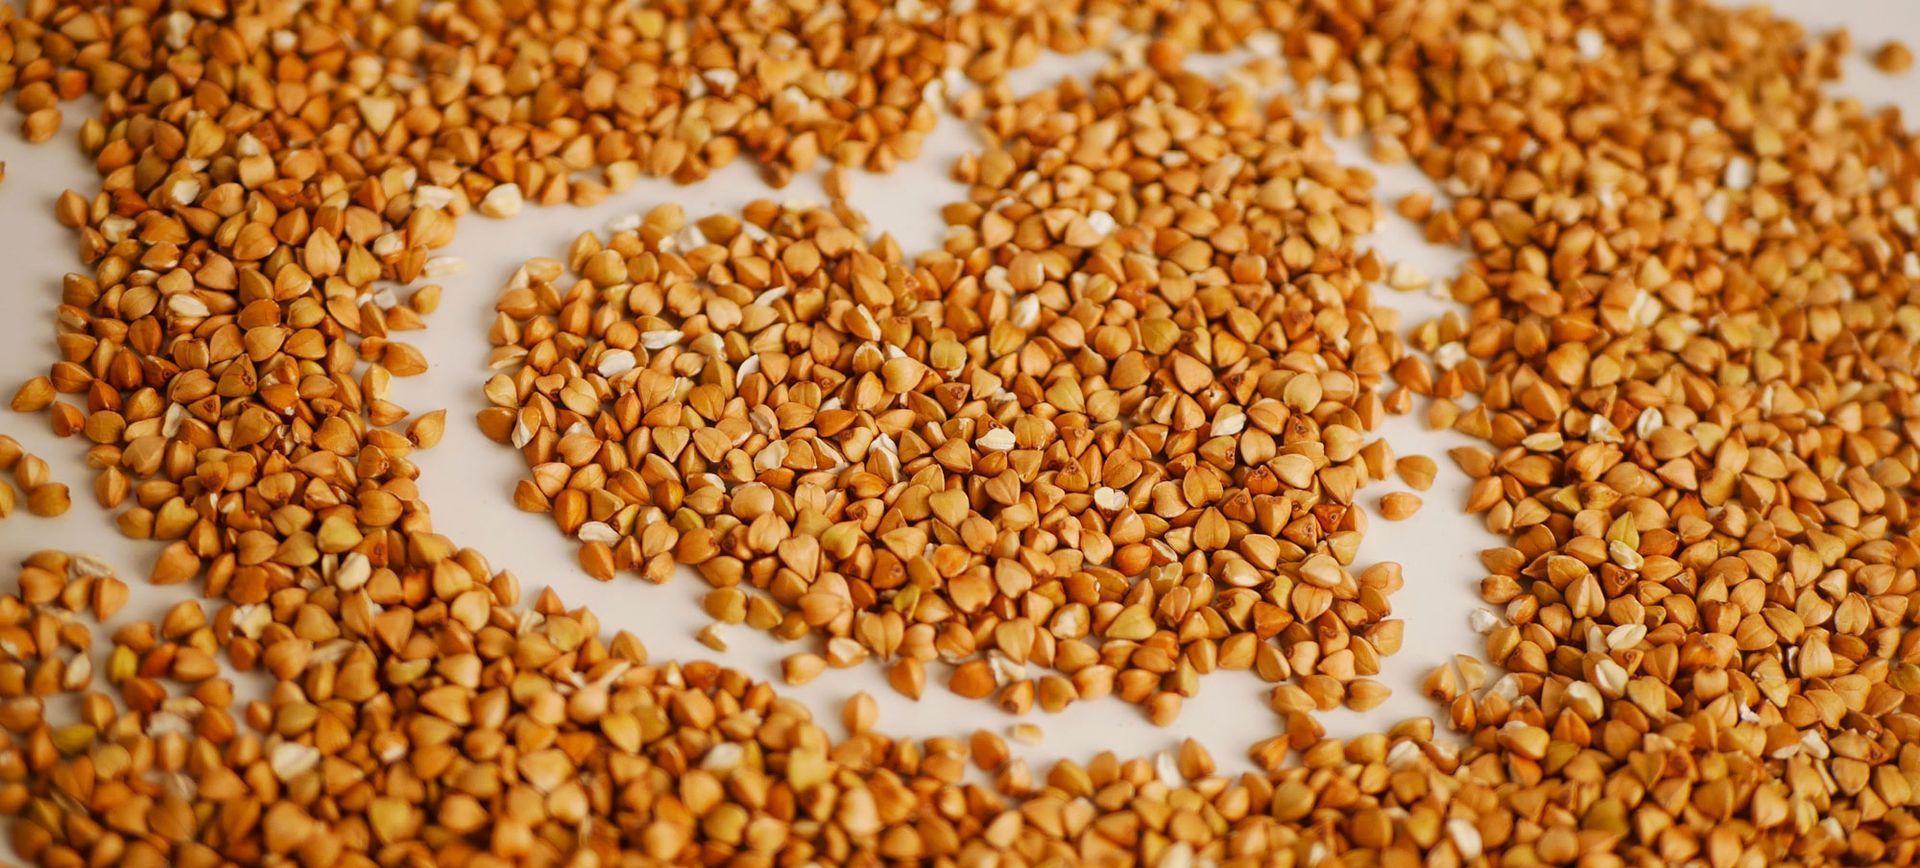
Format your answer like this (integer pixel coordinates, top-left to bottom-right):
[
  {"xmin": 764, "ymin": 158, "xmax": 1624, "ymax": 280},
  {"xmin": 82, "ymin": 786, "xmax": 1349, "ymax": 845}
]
[{"xmin": 3, "ymin": 0, "xmax": 1919, "ymax": 864}]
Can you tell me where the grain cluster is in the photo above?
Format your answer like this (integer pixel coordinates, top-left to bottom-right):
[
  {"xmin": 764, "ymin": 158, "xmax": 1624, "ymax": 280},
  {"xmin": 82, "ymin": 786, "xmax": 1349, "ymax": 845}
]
[
  {"xmin": 1, "ymin": 0, "xmax": 1919, "ymax": 864},
  {"xmin": 0, "ymin": 435, "xmax": 69, "ymax": 520},
  {"xmin": 485, "ymin": 66, "xmax": 1413, "ymax": 726}
]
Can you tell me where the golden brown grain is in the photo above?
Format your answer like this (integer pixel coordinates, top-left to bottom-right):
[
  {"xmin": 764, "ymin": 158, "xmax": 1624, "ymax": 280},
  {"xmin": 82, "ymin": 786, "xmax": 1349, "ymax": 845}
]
[
  {"xmin": 1876, "ymin": 40, "xmax": 1915, "ymax": 72},
  {"xmin": 1378, "ymin": 492, "xmax": 1422, "ymax": 521}
]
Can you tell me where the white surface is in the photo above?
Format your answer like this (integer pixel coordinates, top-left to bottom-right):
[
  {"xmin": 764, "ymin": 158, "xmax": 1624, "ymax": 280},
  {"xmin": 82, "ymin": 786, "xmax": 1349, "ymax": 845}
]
[{"xmin": 0, "ymin": 1, "xmax": 1914, "ymax": 776}]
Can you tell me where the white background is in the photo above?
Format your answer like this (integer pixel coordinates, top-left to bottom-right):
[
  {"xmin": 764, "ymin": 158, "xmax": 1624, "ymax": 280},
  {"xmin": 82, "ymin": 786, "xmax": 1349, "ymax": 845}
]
[{"xmin": 0, "ymin": 0, "xmax": 1914, "ymax": 780}]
